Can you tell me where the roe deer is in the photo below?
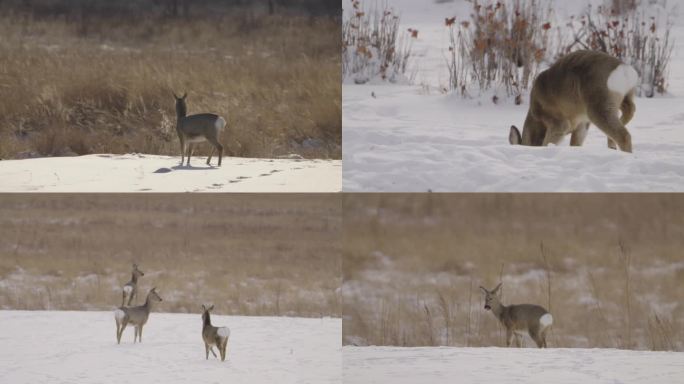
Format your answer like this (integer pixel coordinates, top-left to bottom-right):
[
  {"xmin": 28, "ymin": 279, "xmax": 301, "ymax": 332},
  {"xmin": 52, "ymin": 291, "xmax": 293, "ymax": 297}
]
[
  {"xmin": 509, "ymin": 50, "xmax": 638, "ymax": 152},
  {"xmin": 121, "ymin": 263, "xmax": 144, "ymax": 307},
  {"xmin": 201, "ymin": 304, "xmax": 230, "ymax": 361},
  {"xmin": 174, "ymin": 93, "xmax": 226, "ymax": 166},
  {"xmin": 114, "ymin": 287, "xmax": 163, "ymax": 344},
  {"xmin": 480, "ymin": 283, "xmax": 552, "ymax": 348}
]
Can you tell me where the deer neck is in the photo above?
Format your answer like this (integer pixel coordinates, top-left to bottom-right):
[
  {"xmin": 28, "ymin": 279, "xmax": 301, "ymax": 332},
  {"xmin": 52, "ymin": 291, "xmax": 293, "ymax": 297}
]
[
  {"xmin": 176, "ymin": 103, "xmax": 187, "ymax": 120},
  {"xmin": 143, "ymin": 294, "xmax": 154, "ymax": 311},
  {"xmin": 491, "ymin": 300, "xmax": 506, "ymax": 322},
  {"xmin": 203, "ymin": 313, "xmax": 212, "ymax": 329},
  {"xmin": 131, "ymin": 273, "xmax": 139, "ymax": 284}
]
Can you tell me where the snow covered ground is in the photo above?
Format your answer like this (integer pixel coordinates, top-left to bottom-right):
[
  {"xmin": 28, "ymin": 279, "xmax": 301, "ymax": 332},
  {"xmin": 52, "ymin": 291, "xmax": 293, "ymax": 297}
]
[
  {"xmin": 343, "ymin": 0, "xmax": 684, "ymax": 192},
  {"xmin": 343, "ymin": 346, "xmax": 684, "ymax": 384},
  {"xmin": 0, "ymin": 154, "xmax": 341, "ymax": 192},
  {"xmin": 0, "ymin": 310, "xmax": 341, "ymax": 384}
]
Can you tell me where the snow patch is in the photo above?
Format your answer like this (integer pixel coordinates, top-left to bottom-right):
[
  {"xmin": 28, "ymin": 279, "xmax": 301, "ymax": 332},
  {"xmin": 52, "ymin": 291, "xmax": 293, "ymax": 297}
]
[
  {"xmin": 344, "ymin": 346, "xmax": 684, "ymax": 384},
  {"xmin": 1, "ymin": 310, "xmax": 340, "ymax": 383},
  {"xmin": 0, "ymin": 153, "xmax": 341, "ymax": 192},
  {"xmin": 607, "ymin": 64, "xmax": 639, "ymax": 96}
]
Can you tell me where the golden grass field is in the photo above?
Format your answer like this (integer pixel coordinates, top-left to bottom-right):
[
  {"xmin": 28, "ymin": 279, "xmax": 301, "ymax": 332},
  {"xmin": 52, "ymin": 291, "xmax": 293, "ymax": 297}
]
[
  {"xmin": 0, "ymin": 4, "xmax": 340, "ymax": 160},
  {"xmin": 0, "ymin": 194, "xmax": 341, "ymax": 317},
  {"xmin": 343, "ymin": 194, "xmax": 684, "ymax": 351}
]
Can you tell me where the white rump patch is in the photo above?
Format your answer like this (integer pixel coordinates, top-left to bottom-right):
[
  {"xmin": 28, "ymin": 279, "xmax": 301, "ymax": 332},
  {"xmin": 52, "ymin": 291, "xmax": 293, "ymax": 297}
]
[
  {"xmin": 114, "ymin": 309, "xmax": 125, "ymax": 321},
  {"xmin": 218, "ymin": 327, "xmax": 230, "ymax": 339},
  {"xmin": 215, "ymin": 117, "xmax": 226, "ymax": 131},
  {"xmin": 540, "ymin": 313, "xmax": 553, "ymax": 328},
  {"xmin": 607, "ymin": 64, "xmax": 638, "ymax": 96},
  {"xmin": 123, "ymin": 285, "xmax": 133, "ymax": 294}
]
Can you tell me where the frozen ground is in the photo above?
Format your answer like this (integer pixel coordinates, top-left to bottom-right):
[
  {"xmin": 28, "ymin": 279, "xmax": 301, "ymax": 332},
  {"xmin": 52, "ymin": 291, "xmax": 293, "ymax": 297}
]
[
  {"xmin": 343, "ymin": 0, "xmax": 684, "ymax": 192},
  {"xmin": 0, "ymin": 154, "xmax": 341, "ymax": 192},
  {"xmin": 343, "ymin": 346, "xmax": 684, "ymax": 384},
  {"xmin": 0, "ymin": 310, "xmax": 341, "ymax": 384}
]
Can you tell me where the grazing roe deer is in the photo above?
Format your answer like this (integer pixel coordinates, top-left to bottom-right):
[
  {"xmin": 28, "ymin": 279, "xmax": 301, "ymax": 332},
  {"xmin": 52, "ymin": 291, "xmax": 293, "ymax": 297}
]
[
  {"xmin": 114, "ymin": 287, "xmax": 163, "ymax": 344},
  {"xmin": 121, "ymin": 263, "xmax": 144, "ymax": 307},
  {"xmin": 480, "ymin": 283, "xmax": 552, "ymax": 348},
  {"xmin": 174, "ymin": 93, "xmax": 226, "ymax": 166},
  {"xmin": 509, "ymin": 50, "xmax": 638, "ymax": 152},
  {"xmin": 201, "ymin": 304, "xmax": 230, "ymax": 361}
]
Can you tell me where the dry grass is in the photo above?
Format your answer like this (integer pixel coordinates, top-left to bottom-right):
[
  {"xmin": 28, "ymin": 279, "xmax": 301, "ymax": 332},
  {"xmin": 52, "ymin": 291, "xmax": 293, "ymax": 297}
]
[
  {"xmin": 0, "ymin": 194, "xmax": 341, "ymax": 318},
  {"xmin": 343, "ymin": 194, "xmax": 684, "ymax": 350},
  {"xmin": 0, "ymin": 7, "xmax": 340, "ymax": 160}
]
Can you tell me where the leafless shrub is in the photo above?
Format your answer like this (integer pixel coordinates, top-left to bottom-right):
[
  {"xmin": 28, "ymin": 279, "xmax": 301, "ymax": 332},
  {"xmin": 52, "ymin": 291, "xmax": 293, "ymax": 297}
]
[
  {"xmin": 445, "ymin": 0, "xmax": 552, "ymax": 102},
  {"xmin": 342, "ymin": 0, "xmax": 414, "ymax": 84}
]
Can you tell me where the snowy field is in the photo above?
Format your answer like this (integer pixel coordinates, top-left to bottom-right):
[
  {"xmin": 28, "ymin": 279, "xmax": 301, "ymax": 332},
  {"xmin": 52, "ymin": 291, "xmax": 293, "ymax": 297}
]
[
  {"xmin": 0, "ymin": 154, "xmax": 341, "ymax": 192},
  {"xmin": 0, "ymin": 310, "xmax": 341, "ymax": 384},
  {"xmin": 343, "ymin": 346, "xmax": 684, "ymax": 384},
  {"xmin": 343, "ymin": 0, "xmax": 684, "ymax": 192}
]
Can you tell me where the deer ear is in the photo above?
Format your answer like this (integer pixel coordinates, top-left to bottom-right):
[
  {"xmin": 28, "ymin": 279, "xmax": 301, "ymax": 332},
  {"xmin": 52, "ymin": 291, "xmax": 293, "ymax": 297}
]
[
  {"xmin": 201, "ymin": 304, "xmax": 206, "ymax": 311},
  {"xmin": 209, "ymin": 305, "xmax": 214, "ymax": 311},
  {"xmin": 181, "ymin": 92, "xmax": 187, "ymax": 99},
  {"xmin": 492, "ymin": 283, "xmax": 502, "ymax": 293},
  {"xmin": 509, "ymin": 125, "xmax": 522, "ymax": 145},
  {"xmin": 479, "ymin": 286, "xmax": 488, "ymax": 293},
  {"xmin": 173, "ymin": 92, "xmax": 179, "ymax": 99}
]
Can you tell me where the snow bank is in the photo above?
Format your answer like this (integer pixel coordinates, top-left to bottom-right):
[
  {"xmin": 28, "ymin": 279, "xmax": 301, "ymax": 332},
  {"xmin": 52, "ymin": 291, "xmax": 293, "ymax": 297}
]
[
  {"xmin": 343, "ymin": 346, "xmax": 684, "ymax": 384},
  {"xmin": 0, "ymin": 310, "xmax": 341, "ymax": 384},
  {"xmin": 0, "ymin": 154, "xmax": 341, "ymax": 192}
]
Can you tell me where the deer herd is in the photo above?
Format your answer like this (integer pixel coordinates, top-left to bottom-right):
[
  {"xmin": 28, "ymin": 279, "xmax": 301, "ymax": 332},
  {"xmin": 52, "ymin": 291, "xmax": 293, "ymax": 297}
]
[
  {"xmin": 114, "ymin": 263, "xmax": 231, "ymax": 362},
  {"xmin": 114, "ymin": 264, "xmax": 554, "ymax": 354}
]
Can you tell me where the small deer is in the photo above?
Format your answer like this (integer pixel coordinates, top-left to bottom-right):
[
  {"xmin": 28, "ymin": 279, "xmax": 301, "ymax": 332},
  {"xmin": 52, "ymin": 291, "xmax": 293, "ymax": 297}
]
[
  {"xmin": 121, "ymin": 263, "xmax": 144, "ymax": 307},
  {"xmin": 201, "ymin": 304, "xmax": 230, "ymax": 361},
  {"xmin": 480, "ymin": 283, "xmax": 553, "ymax": 348},
  {"xmin": 114, "ymin": 287, "xmax": 163, "ymax": 344},
  {"xmin": 509, "ymin": 50, "xmax": 638, "ymax": 152},
  {"xmin": 174, "ymin": 92, "xmax": 226, "ymax": 167}
]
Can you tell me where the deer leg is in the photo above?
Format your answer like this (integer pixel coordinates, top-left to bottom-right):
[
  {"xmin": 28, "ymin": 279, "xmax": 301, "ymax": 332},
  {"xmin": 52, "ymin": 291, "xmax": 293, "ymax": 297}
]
[
  {"xmin": 541, "ymin": 330, "xmax": 548, "ymax": 348},
  {"xmin": 570, "ymin": 122, "xmax": 590, "ymax": 146},
  {"xmin": 205, "ymin": 343, "xmax": 210, "ymax": 360},
  {"xmin": 121, "ymin": 291, "xmax": 126, "ymax": 307},
  {"xmin": 206, "ymin": 137, "xmax": 223, "ymax": 167},
  {"xmin": 207, "ymin": 147, "xmax": 215, "ymax": 165},
  {"xmin": 139, "ymin": 325, "xmax": 143, "ymax": 343},
  {"xmin": 607, "ymin": 94, "xmax": 635, "ymax": 150},
  {"xmin": 127, "ymin": 291, "xmax": 134, "ymax": 306},
  {"xmin": 515, "ymin": 333, "xmax": 523, "ymax": 348},
  {"xmin": 529, "ymin": 327, "xmax": 543, "ymax": 348},
  {"xmin": 179, "ymin": 137, "xmax": 185, "ymax": 166},
  {"xmin": 589, "ymin": 103, "xmax": 632, "ymax": 153},
  {"xmin": 118, "ymin": 320, "xmax": 128, "ymax": 344},
  {"xmin": 542, "ymin": 118, "xmax": 570, "ymax": 146},
  {"xmin": 186, "ymin": 143, "xmax": 195, "ymax": 166},
  {"xmin": 209, "ymin": 346, "xmax": 218, "ymax": 358},
  {"xmin": 221, "ymin": 340, "xmax": 227, "ymax": 361},
  {"xmin": 620, "ymin": 92, "xmax": 636, "ymax": 125},
  {"xmin": 506, "ymin": 329, "xmax": 514, "ymax": 347}
]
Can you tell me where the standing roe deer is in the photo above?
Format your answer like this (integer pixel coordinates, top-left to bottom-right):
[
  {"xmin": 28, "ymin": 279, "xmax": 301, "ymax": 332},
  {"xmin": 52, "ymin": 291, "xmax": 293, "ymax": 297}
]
[
  {"xmin": 480, "ymin": 283, "xmax": 552, "ymax": 348},
  {"xmin": 121, "ymin": 263, "xmax": 144, "ymax": 307},
  {"xmin": 114, "ymin": 287, "xmax": 163, "ymax": 344},
  {"xmin": 174, "ymin": 93, "xmax": 226, "ymax": 167},
  {"xmin": 201, "ymin": 304, "xmax": 230, "ymax": 361},
  {"xmin": 509, "ymin": 50, "xmax": 638, "ymax": 152}
]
